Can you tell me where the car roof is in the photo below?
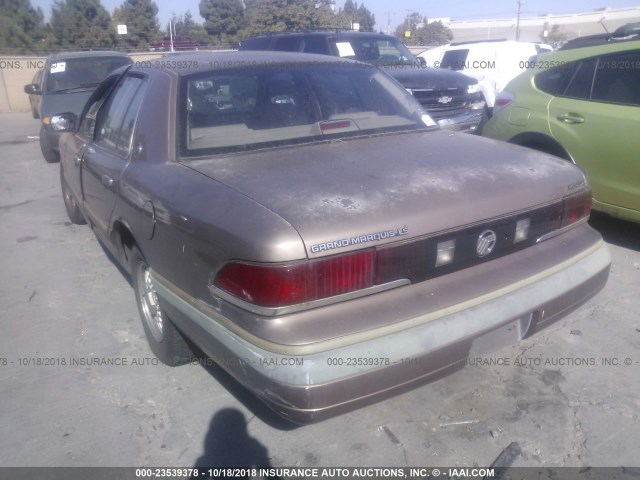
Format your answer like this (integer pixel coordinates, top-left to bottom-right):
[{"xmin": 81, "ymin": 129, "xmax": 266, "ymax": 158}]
[
  {"xmin": 442, "ymin": 40, "xmax": 552, "ymax": 51},
  {"xmin": 560, "ymin": 22, "xmax": 640, "ymax": 50},
  {"xmin": 244, "ymin": 30, "xmax": 395, "ymax": 41},
  {"xmin": 46, "ymin": 51, "xmax": 130, "ymax": 61},
  {"xmin": 539, "ymin": 39, "xmax": 640, "ymax": 61},
  {"xmin": 131, "ymin": 50, "xmax": 376, "ymax": 77}
]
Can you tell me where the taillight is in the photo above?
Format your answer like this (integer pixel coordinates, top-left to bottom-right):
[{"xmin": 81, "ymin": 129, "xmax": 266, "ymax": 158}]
[
  {"xmin": 561, "ymin": 188, "xmax": 591, "ymax": 227},
  {"xmin": 213, "ymin": 250, "xmax": 374, "ymax": 308},
  {"xmin": 213, "ymin": 190, "xmax": 592, "ymax": 310},
  {"xmin": 493, "ymin": 92, "xmax": 515, "ymax": 114}
]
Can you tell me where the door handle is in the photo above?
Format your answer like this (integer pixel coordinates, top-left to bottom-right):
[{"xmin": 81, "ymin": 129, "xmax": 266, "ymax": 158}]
[
  {"xmin": 557, "ymin": 114, "xmax": 585, "ymax": 124},
  {"xmin": 101, "ymin": 175, "xmax": 115, "ymax": 188},
  {"xmin": 73, "ymin": 156, "xmax": 82, "ymax": 166}
]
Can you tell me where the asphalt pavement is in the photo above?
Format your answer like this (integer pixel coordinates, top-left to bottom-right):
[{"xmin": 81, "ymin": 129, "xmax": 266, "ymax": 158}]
[{"xmin": 0, "ymin": 113, "xmax": 638, "ymax": 469}]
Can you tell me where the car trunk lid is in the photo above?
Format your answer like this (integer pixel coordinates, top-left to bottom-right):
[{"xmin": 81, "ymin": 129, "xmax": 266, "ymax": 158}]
[{"xmin": 186, "ymin": 130, "xmax": 586, "ymax": 259}]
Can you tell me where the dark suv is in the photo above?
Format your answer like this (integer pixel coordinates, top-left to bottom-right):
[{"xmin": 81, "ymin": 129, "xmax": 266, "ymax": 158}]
[
  {"xmin": 240, "ymin": 31, "xmax": 485, "ymax": 132},
  {"xmin": 24, "ymin": 51, "xmax": 132, "ymax": 163}
]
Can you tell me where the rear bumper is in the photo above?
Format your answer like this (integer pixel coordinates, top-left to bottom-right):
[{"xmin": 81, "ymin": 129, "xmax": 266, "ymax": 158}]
[
  {"xmin": 154, "ymin": 237, "xmax": 610, "ymax": 424},
  {"xmin": 436, "ymin": 110, "xmax": 484, "ymax": 132}
]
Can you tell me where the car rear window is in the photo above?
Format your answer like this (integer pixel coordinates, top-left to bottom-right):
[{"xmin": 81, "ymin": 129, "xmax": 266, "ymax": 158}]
[
  {"xmin": 180, "ymin": 65, "xmax": 430, "ymax": 156},
  {"xmin": 534, "ymin": 61, "xmax": 578, "ymax": 95},
  {"xmin": 441, "ymin": 49, "xmax": 470, "ymax": 70}
]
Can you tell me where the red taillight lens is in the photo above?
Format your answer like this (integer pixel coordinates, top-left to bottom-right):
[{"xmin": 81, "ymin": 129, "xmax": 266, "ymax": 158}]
[
  {"xmin": 561, "ymin": 188, "xmax": 591, "ymax": 227},
  {"xmin": 213, "ymin": 250, "xmax": 374, "ymax": 308},
  {"xmin": 493, "ymin": 92, "xmax": 515, "ymax": 114}
]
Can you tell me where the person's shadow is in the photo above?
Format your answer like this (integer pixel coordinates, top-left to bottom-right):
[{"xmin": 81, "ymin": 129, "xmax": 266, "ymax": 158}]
[{"xmin": 193, "ymin": 408, "xmax": 274, "ymax": 475}]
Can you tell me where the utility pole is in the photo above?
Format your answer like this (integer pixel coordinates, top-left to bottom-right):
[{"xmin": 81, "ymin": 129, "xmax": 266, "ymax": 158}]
[{"xmin": 516, "ymin": 0, "xmax": 524, "ymax": 41}]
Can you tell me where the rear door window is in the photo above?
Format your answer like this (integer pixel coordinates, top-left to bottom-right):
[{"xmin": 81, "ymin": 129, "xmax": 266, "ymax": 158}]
[
  {"xmin": 95, "ymin": 75, "xmax": 147, "ymax": 157},
  {"xmin": 535, "ymin": 62, "xmax": 578, "ymax": 95},
  {"xmin": 561, "ymin": 58, "xmax": 597, "ymax": 99},
  {"xmin": 592, "ymin": 51, "xmax": 640, "ymax": 106}
]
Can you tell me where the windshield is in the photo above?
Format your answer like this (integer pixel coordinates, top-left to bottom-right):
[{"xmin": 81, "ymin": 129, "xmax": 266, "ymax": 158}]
[
  {"xmin": 329, "ymin": 37, "xmax": 416, "ymax": 66},
  {"xmin": 46, "ymin": 57, "xmax": 131, "ymax": 93},
  {"xmin": 181, "ymin": 64, "xmax": 432, "ymax": 157}
]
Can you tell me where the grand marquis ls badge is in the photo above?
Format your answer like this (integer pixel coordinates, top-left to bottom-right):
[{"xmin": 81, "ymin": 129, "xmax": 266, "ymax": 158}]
[{"xmin": 476, "ymin": 229, "xmax": 497, "ymax": 257}]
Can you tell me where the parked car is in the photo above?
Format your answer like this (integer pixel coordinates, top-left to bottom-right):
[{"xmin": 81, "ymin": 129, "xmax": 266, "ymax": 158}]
[
  {"xmin": 27, "ymin": 69, "xmax": 44, "ymax": 119},
  {"xmin": 418, "ymin": 40, "xmax": 552, "ymax": 111},
  {"xmin": 559, "ymin": 22, "xmax": 640, "ymax": 50},
  {"xmin": 23, "ymin": 51, "xmax": 132, "ymax": 163},
  {"xmin": 483, "ymin": 40, "xmax": 640, "ymax": 224},
  {"xmin": 150, "ymin": 36, "xmax": 199, "ymax": 51},
  {"xmin": 53, "ymin": 51, "xmax": 609, "ymax": 423},
  {"xmin": 239, "ymin": 31, "xmax": 486, "ymax": 132}
]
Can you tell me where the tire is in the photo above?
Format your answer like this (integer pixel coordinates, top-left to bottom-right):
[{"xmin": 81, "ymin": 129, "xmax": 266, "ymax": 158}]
[
  {"xmin": 131, "ymin": 247, "xmax": 193, "ymax": 366},
  {"xmin": 60, "ymin": 163, "xmax": 86, "ymax": 225},
  {"xmin": 40, "ymin": 126, "xmax": 59, "ymax": 163}
]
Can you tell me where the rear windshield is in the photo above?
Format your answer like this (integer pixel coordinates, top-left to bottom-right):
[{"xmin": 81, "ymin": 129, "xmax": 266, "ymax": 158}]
[
  {"xmin": 46, "ymin": 56, "xmax": 132, "ymax": 93},
  {"xmin": 180, "ymin": 65, "xmax": 431, "ymax": 157},
  {"xmin": 440, "ymin": 49, "xmax": 470, "ymax": 71}
]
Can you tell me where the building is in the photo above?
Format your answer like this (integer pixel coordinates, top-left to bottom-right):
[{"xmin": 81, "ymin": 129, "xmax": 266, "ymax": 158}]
[{"xmin": 441, "ymin": 7, "xmax": 640, "ymax": 44}]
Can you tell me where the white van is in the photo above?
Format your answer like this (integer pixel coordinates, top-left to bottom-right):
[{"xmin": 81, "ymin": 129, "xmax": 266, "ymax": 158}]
[{"xmin": 419, "ymin": 40, "xmax": 552, "ymax": 110}]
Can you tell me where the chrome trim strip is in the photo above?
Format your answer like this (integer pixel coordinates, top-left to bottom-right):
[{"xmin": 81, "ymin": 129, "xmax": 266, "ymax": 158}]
[
  {"xmin": 208, "ymin": 279, "xmax": 411, "ymax": 316},
  {"xmin": 536, "ymin": 217, "xmax": 589, "ymax": 243}
]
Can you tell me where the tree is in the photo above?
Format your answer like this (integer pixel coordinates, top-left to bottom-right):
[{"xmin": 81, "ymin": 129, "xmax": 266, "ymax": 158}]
[
  {"xmin": 335, "ymin": 0, "xmax": 374, "ymax": 32},
  {"xmin": 47, "ymin": 0, "xmax": 115, "ymax": 50},
  {"xmin": 166, "ymin": 11, "xmax": 212, "ymax": 46},
  {"xmin": 395, "ymin": 12, "xmax": 451, "ymax": 46},
  {"xmin": 0, "ymin": 0, "xmax": 47, "ymax": 54},
  {"xmin": 541, "ymin": 24, "xmax": 567, "ymax": 48},
  {"xmin": 413, "ymin": 21, "xmax": 452, "ymax": 46},
  {"xmin": 394, "ymin": 11, "xmax": 422, "ymax": 40},
  {"xmin": 355, "ymin": 3, "xmax": 374, "ymax": 32},
  {"xmin": 114, "ymin": 0, "xmax": 161, "ymax": 50},
  {"xmin": 199, "ymin": 0, "xmax": 244, "ymax": 43},
  {"xmin": 242, "ymin": 0, "xmax": 337, "ymax": 37}
]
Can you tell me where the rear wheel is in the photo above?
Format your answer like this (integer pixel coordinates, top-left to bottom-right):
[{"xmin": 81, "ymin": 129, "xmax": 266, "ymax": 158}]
[
  {"xmin": 131, "ymin": 247, "xmax": 193, "ymax": 366},
  {"xmin": 60, "ymin": 163, "xmax": 86, "ymax": 225}
]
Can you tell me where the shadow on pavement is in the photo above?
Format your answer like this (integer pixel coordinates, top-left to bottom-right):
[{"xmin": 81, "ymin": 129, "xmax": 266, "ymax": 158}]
[
  {"xmin": 192, "ymin": 408, "xmax": 274, "ymax": 472},
  {"xmin": 589, "ymin": 212, "xmax": 640, "ymax": 252}
]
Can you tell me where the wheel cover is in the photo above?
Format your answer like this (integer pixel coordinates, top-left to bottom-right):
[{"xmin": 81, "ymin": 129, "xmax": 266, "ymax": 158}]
[{"xmin": 137, "ymin": 263, "xmax": 164, "ymax": 342}]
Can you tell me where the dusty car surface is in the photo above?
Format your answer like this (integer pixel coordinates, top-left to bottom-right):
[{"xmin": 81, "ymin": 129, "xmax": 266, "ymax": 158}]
[
  {"xmin": 55, "ymin": 51, "xmax": 610, "ymax": 423},
  {"xmin": 24, "ymin": 51, "xmax": 132, "ymax": 163}
]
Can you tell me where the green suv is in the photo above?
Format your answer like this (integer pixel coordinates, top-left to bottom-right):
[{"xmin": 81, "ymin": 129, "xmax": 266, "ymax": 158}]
[{"xmin": 483, "ymin": 40, "xmax": 640, "ymax": 223}]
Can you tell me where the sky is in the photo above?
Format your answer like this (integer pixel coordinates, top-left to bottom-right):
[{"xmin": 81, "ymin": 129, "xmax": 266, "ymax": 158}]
[{"xmin": 30, "ymin": 0, "xmax": 640, "ymax": 35}]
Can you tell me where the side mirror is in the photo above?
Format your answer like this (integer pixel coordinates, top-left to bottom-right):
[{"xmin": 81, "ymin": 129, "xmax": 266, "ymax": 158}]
[
  {"xmin": 24, "ymin": 84, "xmax": 41, "ymax": 95},
  {"xmin": 50, "ymin": 113, "xmax": 78, "ymax": 133}
]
